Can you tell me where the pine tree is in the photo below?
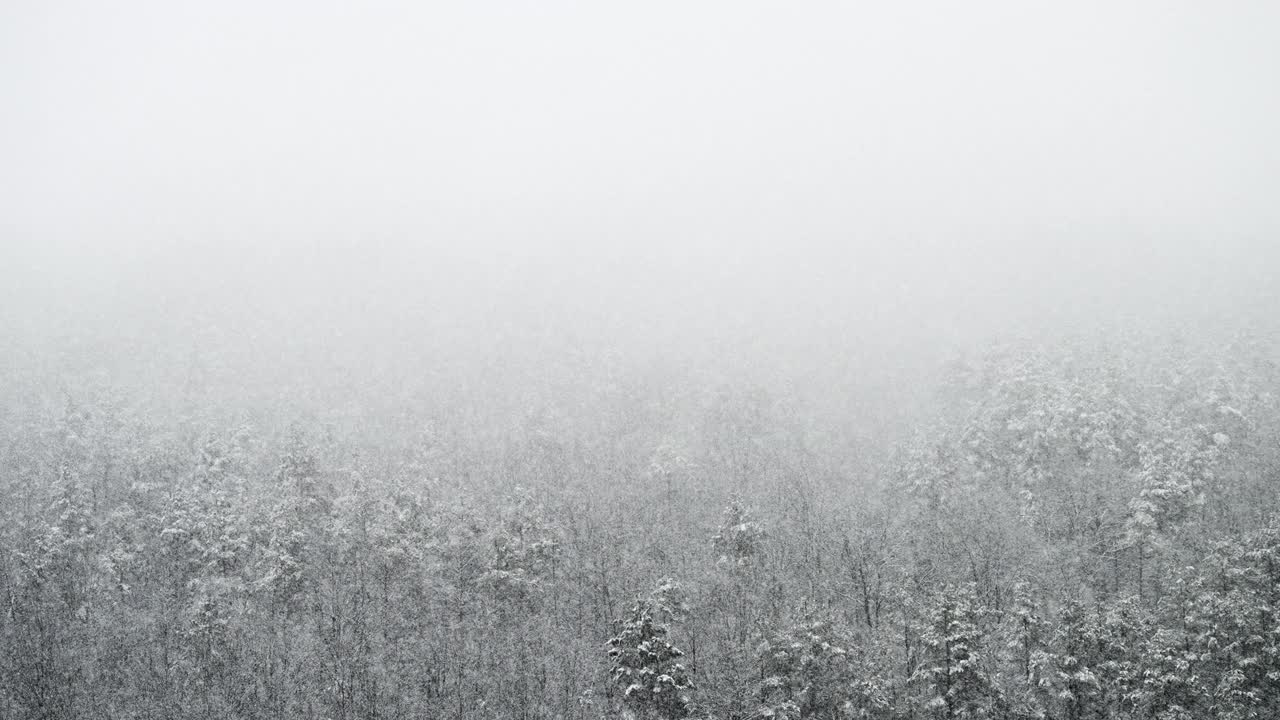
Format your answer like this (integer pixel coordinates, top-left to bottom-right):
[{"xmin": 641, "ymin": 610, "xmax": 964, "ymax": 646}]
[
  {"xmin": 1004, "ymin": 580, "xmax": 1052, "ymax": 719},
  {"xmin": 1191, "ymin": 525, "xmax": 1280, "ymax": 720},
  {"xmin": 711, "ymin": 498, "xmax": 766, "ymax": 567},
  {"xmin": 757, "ymin": 619, "xmax": 878, "ymax": 719},
  {"xmin": 920, "ymin": 583, "xmax": 998, "ymax": 720},
  {"xmin": 1049, "ymin": 600, "xmax": 1102, "ymax": 720},
  {"xmin": 607, "ymin": 579, "xmax": 694, "ymax": 719},
  {"xmin": 482, "ymin": 486, "xmax": 561, "ymax": 606}
]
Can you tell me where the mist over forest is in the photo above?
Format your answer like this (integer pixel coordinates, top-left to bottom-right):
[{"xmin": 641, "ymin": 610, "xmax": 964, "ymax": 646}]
[{"xmin": 4, "ymin": 2, "xmax": 1280, "ymax": 719}]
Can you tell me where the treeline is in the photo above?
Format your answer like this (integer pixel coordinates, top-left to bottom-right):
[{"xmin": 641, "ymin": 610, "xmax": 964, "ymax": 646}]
[{"xmin": 2, "ymin": 331, "xmax": 1279, "ymax": 719}]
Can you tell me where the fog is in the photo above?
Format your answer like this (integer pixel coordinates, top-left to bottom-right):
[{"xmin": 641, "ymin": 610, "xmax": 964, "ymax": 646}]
[
  {"xmin": 3, "ymin": 0, "xmax": 1280, "ymax": 437},
  {"xmin": 7, "ymin": 4, "xmax": 1280, "ymax": 718}
]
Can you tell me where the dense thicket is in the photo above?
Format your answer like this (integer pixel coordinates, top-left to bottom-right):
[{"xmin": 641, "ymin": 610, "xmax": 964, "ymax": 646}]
[{"xmin": 2, "ymin": 330, "xmax": 1278, "ymax": 719}]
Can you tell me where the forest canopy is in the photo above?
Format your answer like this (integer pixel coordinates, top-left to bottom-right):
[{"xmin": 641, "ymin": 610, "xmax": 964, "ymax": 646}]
[
  {"xmin": 4, "ymin": 3, "xmax": 1280, "ymax": 717},
  {"xmin": 2, "ymin": 313, "xmax": 1278, "ymax": 719}
]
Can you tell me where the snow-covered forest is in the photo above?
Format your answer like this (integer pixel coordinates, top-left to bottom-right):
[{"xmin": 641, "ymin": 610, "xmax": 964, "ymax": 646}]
[
  {"xmin": 3, "ymin": 281, "xmax": 1279, "ymax": 719},
  {"xmin": 5, "ymin": 2, "xmax": 1280, "ymax": 719}
]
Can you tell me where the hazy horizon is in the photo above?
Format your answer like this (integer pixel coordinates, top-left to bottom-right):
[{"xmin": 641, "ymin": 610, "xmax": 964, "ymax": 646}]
[{"xmin": 4, "ymin": 0, "xmax": 1280, "ymax": 421}]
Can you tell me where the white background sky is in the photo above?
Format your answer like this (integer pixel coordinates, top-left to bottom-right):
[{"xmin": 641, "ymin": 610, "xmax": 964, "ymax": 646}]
[{"xmin": 2, "ymin": 1, "xmax": 1278, "ymax": 360}]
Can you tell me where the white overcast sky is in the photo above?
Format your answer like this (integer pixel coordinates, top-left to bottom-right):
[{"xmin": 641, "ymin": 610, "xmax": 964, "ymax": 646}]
[{"xmin": 2, "ymin": 1, "xmax": 1278, "ymax": 346}]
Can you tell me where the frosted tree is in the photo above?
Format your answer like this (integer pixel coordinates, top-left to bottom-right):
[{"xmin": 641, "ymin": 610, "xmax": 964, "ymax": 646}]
[
  {"xmin": 756, "ymin": 619, "xmax": 888, "ymax": 719},
  {"xmin": 1048, "ymin": 600, "xmax": 1102, "ymax": 720},
  {"xmin": 1003, "ymin": 580, "xmax": 1053, "ymax": 719},
  {"xmin": 606, "ymin": 578, "xmax": 694, "ymax": 719},
  {"xmin": 1123, "ymin": 425, "xmax": 1221, "ymax": 599},
  {"xmin": 1177, "ymin": 526, "xmax": 1280, "ymax": 720},
  {"xmin": 919, "ymin": 583, "xmax": 998, "ymax": 720},
  {"xmin": 711, "ymin": 498, "xmax": 766, "ymax": 568}
]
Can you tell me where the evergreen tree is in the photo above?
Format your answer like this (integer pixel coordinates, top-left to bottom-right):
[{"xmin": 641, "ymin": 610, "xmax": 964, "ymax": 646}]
[
  {"xmin": 607, "ymin": 579, "xmax": 694, "ymax": 719},
  {"xmin": 919, "ymin": 583, "xmax": 998, "ymax": 720},
  {"xmin": 1049, "ymin": 600, "xmax": 1102, "ymax": 720},
  {"xmin": 757, "ymin": 618, "xmax": 886, "ymax": 719},
  {"xmin": 711, "ymin": 498, "xmax": 767, "ymax": 567}
]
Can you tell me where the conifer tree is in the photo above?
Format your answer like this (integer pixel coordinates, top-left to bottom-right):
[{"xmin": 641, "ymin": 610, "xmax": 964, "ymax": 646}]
[
  {"xmin": 1049, "ymin": 600, "xmax": 1102, "ymax": 720},
  {"xmin": 711, "ymin": 498, "xmax": 766, "ymax": 567},
  {"xmin": 607, "ymin": 578, "xmax": 694, "ymax": 719},
  {"xmin": 757, "ymin": 619, "xmax": 865, "ymax": 719},
  {"xmin": 920, "ymin": 583, "xmax": 998, "ymax": 720}
]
